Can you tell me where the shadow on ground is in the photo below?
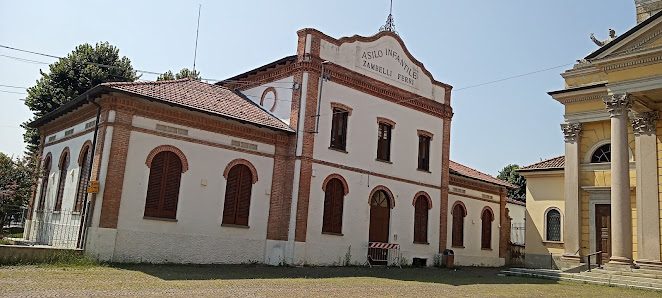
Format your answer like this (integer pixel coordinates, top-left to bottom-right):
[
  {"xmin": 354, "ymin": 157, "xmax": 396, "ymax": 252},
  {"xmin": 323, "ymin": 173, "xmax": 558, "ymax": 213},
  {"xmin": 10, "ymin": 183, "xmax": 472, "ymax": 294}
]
[{"xmin": 115, "ymin": 264, "xmax": 556, "ymax": 286}]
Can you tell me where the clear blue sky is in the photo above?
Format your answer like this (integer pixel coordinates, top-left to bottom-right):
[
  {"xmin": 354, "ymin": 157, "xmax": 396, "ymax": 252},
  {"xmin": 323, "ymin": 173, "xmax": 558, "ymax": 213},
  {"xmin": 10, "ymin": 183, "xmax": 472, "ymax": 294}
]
[{"xmin": 0, "ymin": 0, "xmax": 636, "ymax": 176}]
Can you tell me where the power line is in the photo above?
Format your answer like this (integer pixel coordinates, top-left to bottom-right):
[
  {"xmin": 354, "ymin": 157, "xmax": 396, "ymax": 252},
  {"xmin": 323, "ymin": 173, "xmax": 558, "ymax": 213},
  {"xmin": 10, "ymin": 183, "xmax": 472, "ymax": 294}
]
[
  {"xmin": 0, "ymin": 84, "xmax": 27, "ymax": 89},
  {"xmin": 0, "ymin": 90, "xmax": 26, "ymax": 95}
]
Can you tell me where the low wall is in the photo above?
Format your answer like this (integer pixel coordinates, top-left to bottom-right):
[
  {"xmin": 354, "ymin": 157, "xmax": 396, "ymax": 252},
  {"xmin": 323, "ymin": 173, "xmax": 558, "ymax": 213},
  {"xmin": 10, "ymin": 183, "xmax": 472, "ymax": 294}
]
[{"xmin": 0, "ymin": 244, "xmax": 83, "ymax": 265}]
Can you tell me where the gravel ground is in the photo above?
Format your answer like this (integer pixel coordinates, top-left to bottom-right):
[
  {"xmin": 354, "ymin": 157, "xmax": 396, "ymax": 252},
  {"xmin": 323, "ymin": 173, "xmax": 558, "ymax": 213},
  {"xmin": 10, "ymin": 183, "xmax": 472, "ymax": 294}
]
[{"xmin": 1, "ymin": 264, "xmax": 659, "ymax": 297}]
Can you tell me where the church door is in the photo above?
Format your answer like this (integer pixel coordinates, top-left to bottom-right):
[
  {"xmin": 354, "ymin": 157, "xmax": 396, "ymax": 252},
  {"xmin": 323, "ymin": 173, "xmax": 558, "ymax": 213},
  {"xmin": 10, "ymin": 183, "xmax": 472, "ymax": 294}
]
[
  {"xmin": 368, "ymin": 190, "xmax": 391, "ymax": 265},
  {"xmin": 595, "ymin": 204, "xmax": 611, "ymax": 265}
]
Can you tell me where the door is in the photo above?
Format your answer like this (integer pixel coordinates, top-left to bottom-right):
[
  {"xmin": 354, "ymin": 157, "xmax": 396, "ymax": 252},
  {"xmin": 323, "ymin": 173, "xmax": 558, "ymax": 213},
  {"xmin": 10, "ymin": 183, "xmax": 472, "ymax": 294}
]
[
  {"xmin": 368, "ymin": 190, "xmax": 391, "ymax": 265},
  {"xmin": 595, "ymin": 204, "xmax": 611, "ymax": 265}
]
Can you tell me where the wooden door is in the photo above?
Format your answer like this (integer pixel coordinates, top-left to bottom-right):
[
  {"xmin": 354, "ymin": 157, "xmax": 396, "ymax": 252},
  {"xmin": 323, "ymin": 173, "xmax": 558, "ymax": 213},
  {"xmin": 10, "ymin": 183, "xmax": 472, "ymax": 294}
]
[
  {"xmin": 369, "ymin": 190, "xmax": 391, "ymax": 265},
  {"xmin": 595, "ymin": 204, "xmax": 611, "ymax": 264}
]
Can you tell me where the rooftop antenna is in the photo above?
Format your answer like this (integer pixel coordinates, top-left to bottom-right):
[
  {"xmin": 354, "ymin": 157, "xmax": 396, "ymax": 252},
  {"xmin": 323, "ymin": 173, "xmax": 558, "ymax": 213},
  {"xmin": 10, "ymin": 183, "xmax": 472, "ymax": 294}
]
[
  {"xmin": 192, "ymin": 4, "xmax": 201, "ymax": 76},
  {"xmin": 379, "ymin": 0, "xmax": 398, "ymax": 35}
]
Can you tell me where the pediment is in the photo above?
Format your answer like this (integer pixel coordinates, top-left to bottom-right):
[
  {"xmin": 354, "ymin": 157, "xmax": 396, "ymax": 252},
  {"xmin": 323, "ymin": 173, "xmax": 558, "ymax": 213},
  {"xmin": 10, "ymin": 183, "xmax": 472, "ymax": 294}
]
[{"xmin": 587, "ymin": 11, "xmax": 662, "ymax": 60}]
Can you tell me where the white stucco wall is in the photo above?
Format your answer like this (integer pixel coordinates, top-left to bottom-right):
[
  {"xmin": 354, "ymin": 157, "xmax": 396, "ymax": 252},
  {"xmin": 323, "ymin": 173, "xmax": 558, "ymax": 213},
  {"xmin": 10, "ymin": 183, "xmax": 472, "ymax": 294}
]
[
  {"xmin": 507, "ymin": 202, "xmax": 526, "ymax": 226},
  {"xmin": 319, "ymin": 36, "xmax": 447, "ymax": 103},
  {"xmin": 313, "ymin": 81, "xmax": 443, "ymax": 187},
  {"xmin": 241, "ymin": 76, "xmax": 295, "ymax": 125},
  {"xmin": 300, "ymin": 164, "xmax": 441, "ymax": 266},
  {"xmin": 29, "ymin": 116, "xmax": 96, "ymax": 248},
  {"xmin": 108, "ymin": 116, "xmax": 276, "ymax": 263},
  {"xmin": 447, "ymin": 192, "xmax": 504, "ymax": 267}
]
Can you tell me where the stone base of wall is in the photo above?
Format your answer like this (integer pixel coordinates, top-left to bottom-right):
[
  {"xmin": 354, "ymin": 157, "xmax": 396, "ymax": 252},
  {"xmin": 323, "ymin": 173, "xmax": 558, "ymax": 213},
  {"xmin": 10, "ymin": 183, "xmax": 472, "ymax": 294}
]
[
  {"xmin": 453, "ymin": 255, "xmax": 505, "ymax": 267},
  {"xmin": 525, "ymin": 253, "xmax": 572, "ymax": 269},
  {"xmin": 0, "ymin": 244, "xmax": 83, "ymax": 265}
]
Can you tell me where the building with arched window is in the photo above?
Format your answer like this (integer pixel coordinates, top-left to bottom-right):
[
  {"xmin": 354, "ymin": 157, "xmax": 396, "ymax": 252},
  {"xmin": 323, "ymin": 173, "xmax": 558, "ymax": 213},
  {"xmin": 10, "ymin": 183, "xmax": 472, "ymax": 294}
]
[
  {"xmin": 520, "ymin": 2, "xmax": 662, "ymax": 270},
  {"xmin": 24, "ymin": 24, "xmax": 516, "ymax": 267}
]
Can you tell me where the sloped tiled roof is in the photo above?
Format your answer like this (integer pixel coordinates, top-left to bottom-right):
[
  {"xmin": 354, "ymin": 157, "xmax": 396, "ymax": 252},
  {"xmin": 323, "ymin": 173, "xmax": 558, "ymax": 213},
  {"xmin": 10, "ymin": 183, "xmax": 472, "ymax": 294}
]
[
  {"xmin": 519, "ymin": 156, "xmax": 565, "ymax": 171},
  {"xmin": 102, "ymin": 79, "xmax": 293, "ymax": 132},
  {"xmin": 449, "ymin": 160, "xmax": 517, "ymax": 189},
  {"xmin": 507, "ymin": 197, "xmax": 526, "ymax": 206}
]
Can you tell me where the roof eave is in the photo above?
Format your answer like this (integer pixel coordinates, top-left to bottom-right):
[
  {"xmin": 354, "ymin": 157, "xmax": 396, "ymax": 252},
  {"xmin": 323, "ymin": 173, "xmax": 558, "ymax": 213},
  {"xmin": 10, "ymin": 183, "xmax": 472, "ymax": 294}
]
[
  {"xmin": 450, "ymin": 171, "xmax": 518, "ymax": 190},
  {"xmin": 28, "ymin": 85, "xmax": 111, "ymax": 128}
]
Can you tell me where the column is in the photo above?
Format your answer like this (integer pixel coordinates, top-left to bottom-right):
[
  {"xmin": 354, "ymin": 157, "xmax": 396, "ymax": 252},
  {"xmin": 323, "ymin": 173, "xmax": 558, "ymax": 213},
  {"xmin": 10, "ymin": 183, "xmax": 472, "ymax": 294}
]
[
  {"xmin": 604, "ymin": 93, "xmax": 633, "ymax": 267},
  {"xmin": 632, "ymin": 112, "xmax": 662, "ymax": 269},
  {"xmin": 561, "ymin": 122, "xmax": 582, "ymax": 261}
]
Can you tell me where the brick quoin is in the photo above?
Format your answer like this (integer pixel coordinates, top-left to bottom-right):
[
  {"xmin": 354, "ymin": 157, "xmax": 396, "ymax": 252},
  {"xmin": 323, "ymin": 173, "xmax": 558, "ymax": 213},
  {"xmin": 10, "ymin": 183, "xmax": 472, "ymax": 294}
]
[
  {"xmin": 499, "ymin": 188, "xmax": 509, "ymax": 259},
  {"xmin": 266, "ymin": 135, "xmax": 297, "ymax": 241},
  {"xmin": 439, "ymin": 117, "xmax": 452, "ymax": 253},
  {"xmin": 98, "ymin": 108, "xmax": 134, "ymax": 229},
  {"xmin": 294, "ymin": 56, "xmax": 321, "ymax": 242}
]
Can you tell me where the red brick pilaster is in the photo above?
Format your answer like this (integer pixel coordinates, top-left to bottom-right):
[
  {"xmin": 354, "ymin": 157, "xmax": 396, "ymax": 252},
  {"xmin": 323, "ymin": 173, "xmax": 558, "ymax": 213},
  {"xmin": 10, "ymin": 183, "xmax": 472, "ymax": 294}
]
[
  {"xmin": 439, "ymin": 117, "xmax": 452, "ymax": 253},
  {"xmin": 294, "ymin": 58, "xmax": 321, "ymax": 242},
  {"xmin": 499, "ymin": 187, "xmax": 509, "ymax": 259},
  {"xmin": 98, "ymin": 108, "xmax": 133, "ymax": 229},
  {"xmin": 266, "ymin": 135, "xmax": 297, "ymax": 240}
]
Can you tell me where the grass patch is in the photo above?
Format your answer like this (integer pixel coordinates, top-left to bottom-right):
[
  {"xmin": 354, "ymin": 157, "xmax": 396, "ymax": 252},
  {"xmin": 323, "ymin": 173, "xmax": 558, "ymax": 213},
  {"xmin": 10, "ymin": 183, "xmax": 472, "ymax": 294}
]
[
  {"xmin": 0, "ymin": 239, "xmax": 10, "ymax": 245},
  {"xmin": 1, "ymin": 249, "xmax": 99, "ymax": 268}
]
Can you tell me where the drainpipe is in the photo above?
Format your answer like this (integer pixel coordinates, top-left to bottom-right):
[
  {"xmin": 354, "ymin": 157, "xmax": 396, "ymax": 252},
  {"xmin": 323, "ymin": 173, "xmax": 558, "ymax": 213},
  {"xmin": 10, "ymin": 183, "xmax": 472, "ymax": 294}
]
[
  {"xmin": 77, "ymin": 94, "xmax": 102, "ymax": 250},
  {"xmin": 313, "ymin": 61, "xmax": 330, "ymax": 133}
]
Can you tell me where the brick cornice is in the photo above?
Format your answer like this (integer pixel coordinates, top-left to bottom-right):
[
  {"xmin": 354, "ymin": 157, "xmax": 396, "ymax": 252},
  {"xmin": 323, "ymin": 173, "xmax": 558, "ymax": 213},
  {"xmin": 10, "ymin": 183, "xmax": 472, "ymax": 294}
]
[
  {"xmin": 449, "ymin": 175, "xmax": 502, "ymax": 195},
  {"xmin": 223, "ymin": 60, "xmax": 453, "ymax": 120},
  {"xmin": 449, "ymin": 191, "xmax": 501, "ymax": 205}
]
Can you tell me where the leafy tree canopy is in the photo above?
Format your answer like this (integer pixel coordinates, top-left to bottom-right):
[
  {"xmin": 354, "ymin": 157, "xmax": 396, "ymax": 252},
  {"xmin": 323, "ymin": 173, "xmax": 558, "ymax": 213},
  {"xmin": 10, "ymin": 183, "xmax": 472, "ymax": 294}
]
[
  {"xmin": 497, "ymin": 164, "xmax": 526, "ymax": 202},
  {"xmin": 0, "ymin": 153, "xmax": 38, "ymax": 235},
  {"xmin": 22, "ymin": 42, "xmax": 138, "ymax": 154},
  {"xmin": 156, "ymin": 68, "xmax": 201, "ymax": 81}
]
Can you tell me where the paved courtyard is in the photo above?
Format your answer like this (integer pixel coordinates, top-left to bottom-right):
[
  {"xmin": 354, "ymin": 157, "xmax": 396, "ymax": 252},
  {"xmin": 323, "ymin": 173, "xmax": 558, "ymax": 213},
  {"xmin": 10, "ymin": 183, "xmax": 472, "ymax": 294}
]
[{"xmin": 1, "ymin": 264, "xmax": 659, "ymax": 297}]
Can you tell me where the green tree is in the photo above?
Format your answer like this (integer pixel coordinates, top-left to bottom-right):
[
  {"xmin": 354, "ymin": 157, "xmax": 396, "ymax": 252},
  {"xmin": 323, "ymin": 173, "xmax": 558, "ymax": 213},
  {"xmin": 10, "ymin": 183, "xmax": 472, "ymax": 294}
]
[
  {"xmin": 22, "ymin": 42, "xmax": 139, "ymax": 155},
  {"xmin": 497, "ymin": 164, "xmax": 526, "ymax": 202},
  {"xmin": 156, "ymin": 68, "xmax": 201, "ymax": 81},
  {"xmin": 0, "ymin": 153, "xmax": 38, "ymax": 235}
]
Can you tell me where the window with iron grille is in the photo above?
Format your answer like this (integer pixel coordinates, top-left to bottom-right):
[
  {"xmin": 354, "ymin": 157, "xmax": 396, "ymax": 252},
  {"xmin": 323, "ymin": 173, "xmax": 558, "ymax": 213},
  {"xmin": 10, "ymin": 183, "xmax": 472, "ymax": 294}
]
[
  {"xmin": 418, "ymin": 135, "xmax": 430, "ymax": 171},
  {"xmin": 144, "ymin": 151, "xmax": 182, "ymax": 219},
  {"xmin": 591, "ymin": 143, "xmax": 610, "ymax": 163},
  {"xmin": 222, "ymin": 164, "xmax": 253, "ymax": 226},
  {"xmin": 413, "ymin": 196, "xmax": 428, "ymax": 243},
  {"xmin": 322, "ymin": 178, "xmax": 344, "ymax": 234},
  {"xmin": 54, "ymin": 151, "xmax": 70, "ymax": 211},
  {"xmin": 546, "ymin": 209, "xmax": 561, "ymax": 241},
  {"xmin": 377, "ymin": 123, "xmax": 392, "ymax": 161},
  {"xmin": 330, "ymin": 108, "xmax": 348, "ymax": 151}
]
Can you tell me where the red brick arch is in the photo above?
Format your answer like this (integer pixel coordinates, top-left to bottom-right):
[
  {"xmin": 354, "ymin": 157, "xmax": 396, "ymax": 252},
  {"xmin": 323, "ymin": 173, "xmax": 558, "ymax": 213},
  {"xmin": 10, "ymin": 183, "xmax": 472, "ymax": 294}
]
[
  {"xmin": 58, "ymin": 147, "xmax": 71, "ymax": 170},
  {"xmin": 451, "ymin": 200, "xmax": 467, "ymax": 216},
  {"xmin": 376, "ymin": 117, "xmax": 396, "ymax": 129},
  {"xmin": 417, "ymin": 129, "xmax": 434, "ymax": 140},
  {"xmin": 330, "ymin": 102, "xmax": 353, "ymax": 116},
  {"xmin": 145, "ymin": 145, "xmax": 189, "ymax": 173},
  {"xmin": 369, "ymin": 185, "xmax": 395, "ymax": 208},
  {"xmin": 412, "ymin": 191, "xmax": 433, "ymax": 209},
  {"xmin": 43, "ymin": 152, "xmax": 53, "ymax": 170},
  {"xmin": 78, "ymin": 140, "xmax": 93, "ymax": 165},
  {"xmin": 481, "ymin": 206, "xmax": 495, "ymax": 222},
  {"xmin": 321, "ymin": 174, "xmax": 349, "ymax": 195},
  {"xmin": 260, "ymin": 87, "xmax": 278, "ymax": 112},
  {"xmin": 223, "ymin": 158, "xmax": 258, "ymax": 184}
]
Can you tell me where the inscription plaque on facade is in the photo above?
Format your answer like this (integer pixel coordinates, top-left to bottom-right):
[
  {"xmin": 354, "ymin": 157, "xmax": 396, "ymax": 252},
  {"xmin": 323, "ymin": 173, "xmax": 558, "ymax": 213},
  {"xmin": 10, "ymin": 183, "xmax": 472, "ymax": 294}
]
[{"xmin": 356, "ymin": 41, "xmax": 420, "ymax": 89}]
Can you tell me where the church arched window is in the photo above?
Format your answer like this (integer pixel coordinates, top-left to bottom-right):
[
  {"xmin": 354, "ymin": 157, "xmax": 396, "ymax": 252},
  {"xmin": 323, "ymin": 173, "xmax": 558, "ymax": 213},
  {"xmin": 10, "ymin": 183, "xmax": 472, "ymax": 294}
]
[{"xmin": 590, "ymin": 143, "xmax": 611, "ymax": 163}]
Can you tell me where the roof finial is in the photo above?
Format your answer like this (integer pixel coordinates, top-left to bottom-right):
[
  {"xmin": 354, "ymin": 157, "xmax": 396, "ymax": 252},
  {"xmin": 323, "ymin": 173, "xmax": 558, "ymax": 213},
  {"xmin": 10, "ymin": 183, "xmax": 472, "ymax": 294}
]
[{"xmin": 379, "ymin": 0, "xmax": 398, "ymax": 35}]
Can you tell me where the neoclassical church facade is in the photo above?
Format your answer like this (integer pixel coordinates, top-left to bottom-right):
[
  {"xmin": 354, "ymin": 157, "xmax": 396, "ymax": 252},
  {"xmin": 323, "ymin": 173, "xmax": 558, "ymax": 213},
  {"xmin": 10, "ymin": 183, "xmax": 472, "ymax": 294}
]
[
  {"xmin": 522, "ymin": 1, "xmax": 662, "ymax": 270},
  {"xmin": 24, "ymin": 26, "xmax": 515, "ymax": 266}
]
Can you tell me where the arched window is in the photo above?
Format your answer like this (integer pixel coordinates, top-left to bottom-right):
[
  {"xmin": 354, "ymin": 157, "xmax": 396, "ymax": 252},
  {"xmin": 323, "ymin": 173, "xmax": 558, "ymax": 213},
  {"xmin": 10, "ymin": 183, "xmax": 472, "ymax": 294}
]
[
  {"xmin": 546, "ymin": 208, "xmax": 562, "ymax": 242},
  {"xmin": 74, "ymin": 145, "xmax": 92, "ymax": 212},
  {"xmin": 144, "ymin": 151, "xmax": 182, "ymax": 219},
  {"xmin": 55, "ymin": 150, "xmax": 70, "ymax": 211},
  {"xmin": 37, "ymin": 155, "xmax": 52, "ymax": 211},
  {"xmin": 413, "ymin": 195, "xmax": 429, "ymax": 243},
  {"xmin": 591, "ymin": 143, "xmax": 611, "ymax": 163},
  {"xmin": 481, "ymin": 208, "xmax": 494, "ymax": 249},
  {"xmin": 451, "ymin": 203, "xmax": 466, "ymax": 247},
  {"xmin": 322, "ymin": 178, "xmax": 345, "ymax": 234},
  {"xmin": 223, "ymin": 164, "xmax": 253, "ymax": 226}
]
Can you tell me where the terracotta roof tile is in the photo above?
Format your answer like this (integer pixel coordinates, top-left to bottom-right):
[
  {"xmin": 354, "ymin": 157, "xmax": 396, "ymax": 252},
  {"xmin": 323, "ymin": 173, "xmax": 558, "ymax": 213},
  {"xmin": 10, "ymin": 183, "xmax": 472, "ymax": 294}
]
[
  {"xmin": 507, "ymin": 197, "xmax": 526, "ymax": 206},
  {"xmin": 519, "ymin": 155, "xmax": 565, "ymax": 171},
  {"xmin": 103, "ymin": 79, "xmax": 293, "ymax": 132},
  {"xmin": 449, "ymin": 160, "xmax": 517, "ymax": 189}
]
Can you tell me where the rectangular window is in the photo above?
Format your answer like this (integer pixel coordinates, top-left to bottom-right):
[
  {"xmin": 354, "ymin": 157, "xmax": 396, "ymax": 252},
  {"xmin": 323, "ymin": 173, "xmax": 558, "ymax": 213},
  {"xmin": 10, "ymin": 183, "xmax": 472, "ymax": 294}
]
[
  {"xmin": 418, "ymin": 135, "xmax": 430, "ymax": 171},
  {"xmin": 377, "ymin": 123, "xmax": 391, "ymax": 161},
  {"xmin": 330, "ymin": 108, "xmax": 348, "ymax": 151}
]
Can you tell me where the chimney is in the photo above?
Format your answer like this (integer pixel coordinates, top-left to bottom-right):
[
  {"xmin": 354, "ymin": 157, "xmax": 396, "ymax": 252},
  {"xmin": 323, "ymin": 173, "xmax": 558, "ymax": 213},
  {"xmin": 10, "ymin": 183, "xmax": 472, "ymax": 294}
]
[{"xmin": 636, "ymin": 0, "xmax": 662, "ymax": 23}]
